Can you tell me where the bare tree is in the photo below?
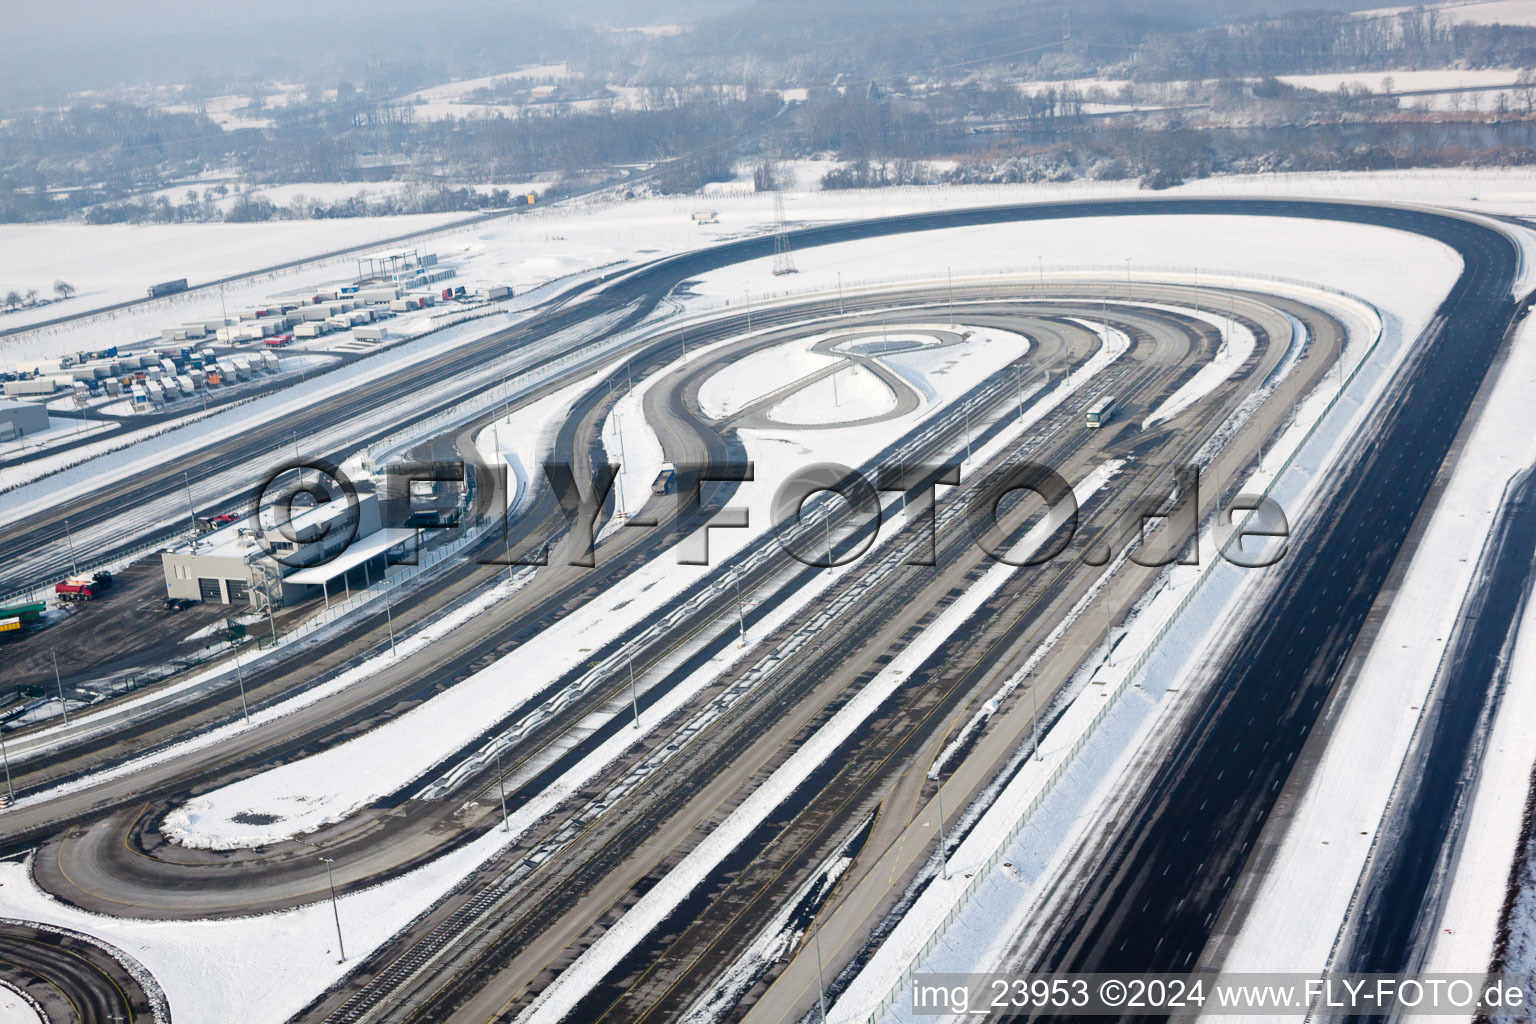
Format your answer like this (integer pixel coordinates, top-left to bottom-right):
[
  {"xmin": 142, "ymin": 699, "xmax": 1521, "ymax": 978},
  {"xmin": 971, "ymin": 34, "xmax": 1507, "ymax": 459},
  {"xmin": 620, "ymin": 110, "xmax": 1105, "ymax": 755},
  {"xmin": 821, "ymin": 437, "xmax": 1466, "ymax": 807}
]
[
  {"xmin": 3, "ymin": 290, "xmax": 22, "ymax": 311},
  {"xmin": 53, "ymin": 279, "xmax": 75, "ymax": 299},
  {"xmin": 1518, "ymin": 68, "xmax": 1536, "ymax": 116},
  {"xmin": 24, "ymin": 287, "xmax": 39, "ymax": 306}
]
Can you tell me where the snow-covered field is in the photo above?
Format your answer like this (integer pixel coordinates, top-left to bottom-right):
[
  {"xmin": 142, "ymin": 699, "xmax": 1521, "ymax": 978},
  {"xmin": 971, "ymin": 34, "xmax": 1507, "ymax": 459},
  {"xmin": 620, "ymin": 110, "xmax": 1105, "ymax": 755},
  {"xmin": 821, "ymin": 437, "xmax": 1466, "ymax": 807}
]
[
  {"xmin": 0, "ymin": 216, "xmax": 465, "ymax": 337},
  {"xmin": 1277, "ymin": 68, "xmax": 1526, "ymax": 94},
  {"xmin": 1358, "ymin": 0, "xmax": 1536, "ymax": 27}
]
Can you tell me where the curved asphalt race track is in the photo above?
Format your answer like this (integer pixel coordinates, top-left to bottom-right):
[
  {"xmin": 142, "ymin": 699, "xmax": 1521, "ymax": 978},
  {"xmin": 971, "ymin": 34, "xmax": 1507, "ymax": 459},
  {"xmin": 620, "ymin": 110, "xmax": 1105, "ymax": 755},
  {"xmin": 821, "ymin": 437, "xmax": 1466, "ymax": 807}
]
[{"xmin": 0, "ymin": 922, "xmax": 161, "ymax": 1023}]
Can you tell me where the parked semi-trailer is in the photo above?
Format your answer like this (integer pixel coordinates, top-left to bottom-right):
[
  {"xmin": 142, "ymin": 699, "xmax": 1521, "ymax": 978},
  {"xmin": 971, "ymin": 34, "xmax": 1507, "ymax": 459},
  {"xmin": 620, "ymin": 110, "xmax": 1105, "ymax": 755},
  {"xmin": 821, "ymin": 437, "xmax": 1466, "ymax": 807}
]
[
  {"xmin": 147, "ymin": 278, "xmax": 189, "ymax": 299},
  {"xmin": 0, "ymin": 602, "xmax": 45, "ymax": 624}
]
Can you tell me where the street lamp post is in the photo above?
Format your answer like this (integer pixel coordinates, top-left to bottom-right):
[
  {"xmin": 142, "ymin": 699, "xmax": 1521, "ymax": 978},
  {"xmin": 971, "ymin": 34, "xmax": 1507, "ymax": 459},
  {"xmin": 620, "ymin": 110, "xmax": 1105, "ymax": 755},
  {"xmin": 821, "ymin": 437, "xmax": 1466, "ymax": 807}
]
[
  {"xmin": 51, "ymin": 648, "xmax": 69, "ymax": 726},
  {"xmin": 234, "ymin": 655, "xmax": 251, "ymax": 726},
  {"xmin": 382, "ymin": 580, "xmax": 397, "ymax": 656},
  {"xmin": 319, "ymin": 857, "xmax": 346, "ymax": 962},
  {"xmin": 628, "ymin": 656, "xmax": 640, "ymax": 729},
  {"xmin": 1031, "ymin": 675, "xmax": 1043, "ymax": 762},
  {"xmin": 493, "ymin": 742, "xmax": 509, "ymax": 832},
  {"xmin": 0, "ymin": 727, "xmax": 14, "ymax": 802},
  {"xmin": 62, "ymin": 517, "xmax": 80, "ymax": 576},
  {"xmin": 814, "ymin": 919, "xmax": 830, "ymax": 1023},
  {"xmin": 733, "ymin": 576, "xmax": 747, "ymax": 647},
  {"xmin": 935, "ymin": 776, "xmax": 950, "ymax": 880}
]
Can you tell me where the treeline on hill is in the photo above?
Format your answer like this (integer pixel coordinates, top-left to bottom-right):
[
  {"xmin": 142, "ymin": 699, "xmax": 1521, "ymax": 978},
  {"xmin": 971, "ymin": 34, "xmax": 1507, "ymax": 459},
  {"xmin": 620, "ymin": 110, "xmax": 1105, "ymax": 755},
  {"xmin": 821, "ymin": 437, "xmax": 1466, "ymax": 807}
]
[
  {"xmin": 0, "ymin": 92, "xmax": 787, "ymax": 222},
  {"xmin": 1135, "ymin": 10, "xmax": 1536, "ymax": 80}
]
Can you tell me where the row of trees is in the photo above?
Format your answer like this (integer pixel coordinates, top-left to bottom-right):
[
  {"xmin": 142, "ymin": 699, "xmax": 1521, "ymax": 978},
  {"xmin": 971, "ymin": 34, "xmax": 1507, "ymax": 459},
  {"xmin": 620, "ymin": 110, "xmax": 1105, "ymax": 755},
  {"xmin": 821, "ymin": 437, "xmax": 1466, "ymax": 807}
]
[
  {"xmin": 1134, "ymin": 10, "xmax": 1536, "ymax": 81},
  {"xmin": 1, "ymin": 280, "xmax": 75, "ymax": 312}
]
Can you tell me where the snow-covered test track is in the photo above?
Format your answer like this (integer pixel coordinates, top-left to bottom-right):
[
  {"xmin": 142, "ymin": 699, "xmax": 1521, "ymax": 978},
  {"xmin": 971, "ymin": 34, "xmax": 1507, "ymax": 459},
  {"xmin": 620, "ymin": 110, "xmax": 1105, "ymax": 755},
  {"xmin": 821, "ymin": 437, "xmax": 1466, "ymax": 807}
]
[{"xmin": 0, "ymin": 194, "xmax": 1531, "ymax": 1024}]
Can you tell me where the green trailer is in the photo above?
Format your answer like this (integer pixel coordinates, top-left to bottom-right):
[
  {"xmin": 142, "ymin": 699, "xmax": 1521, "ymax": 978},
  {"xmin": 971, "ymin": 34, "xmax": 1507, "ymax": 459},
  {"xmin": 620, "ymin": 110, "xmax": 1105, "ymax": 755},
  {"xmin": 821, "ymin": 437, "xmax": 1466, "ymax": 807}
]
[{"xmin": 0, "ymin": 602, "xmax": 44, "ymax": 625}]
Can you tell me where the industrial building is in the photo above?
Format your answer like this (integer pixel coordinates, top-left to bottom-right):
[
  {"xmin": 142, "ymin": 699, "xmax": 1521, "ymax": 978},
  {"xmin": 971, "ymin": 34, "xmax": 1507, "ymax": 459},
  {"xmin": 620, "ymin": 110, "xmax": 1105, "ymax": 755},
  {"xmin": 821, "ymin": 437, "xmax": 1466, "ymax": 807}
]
[
  {"xmin": 0, "ymin": 399, "xmax": 50, "ymax": 441},
  {"xmin": 160, "ymin": 490, "xmax": 415, "ymax": 607}
]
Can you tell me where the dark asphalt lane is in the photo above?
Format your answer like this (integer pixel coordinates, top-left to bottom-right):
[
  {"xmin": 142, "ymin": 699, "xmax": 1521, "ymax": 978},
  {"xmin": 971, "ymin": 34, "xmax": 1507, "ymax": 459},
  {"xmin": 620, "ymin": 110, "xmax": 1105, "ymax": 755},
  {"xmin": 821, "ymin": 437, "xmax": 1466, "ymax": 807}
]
[{"xmin": 0, "ymin": 922, "xmax": 158, "ymax": 1023}]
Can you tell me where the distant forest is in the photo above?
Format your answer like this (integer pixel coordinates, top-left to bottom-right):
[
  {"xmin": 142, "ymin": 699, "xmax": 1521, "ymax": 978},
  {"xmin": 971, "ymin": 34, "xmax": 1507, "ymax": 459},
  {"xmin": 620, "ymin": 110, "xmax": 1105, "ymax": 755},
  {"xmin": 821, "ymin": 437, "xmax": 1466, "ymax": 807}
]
[{"xmin": 2, "ymin": 4, "xmax": 1534, "ymax": 222}]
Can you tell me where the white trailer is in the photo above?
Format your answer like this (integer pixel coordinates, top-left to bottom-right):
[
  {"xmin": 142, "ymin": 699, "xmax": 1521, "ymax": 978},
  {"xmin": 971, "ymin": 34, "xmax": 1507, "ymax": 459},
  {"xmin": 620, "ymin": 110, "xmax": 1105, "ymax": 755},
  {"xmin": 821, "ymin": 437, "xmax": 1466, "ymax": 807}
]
[
  {"xmin": 176, "ymin": 374, "xmax": 196, "ymax": 395},
  {"xmin": 3, "ymin": 378, "xmax": 59, "ymax": 397}
]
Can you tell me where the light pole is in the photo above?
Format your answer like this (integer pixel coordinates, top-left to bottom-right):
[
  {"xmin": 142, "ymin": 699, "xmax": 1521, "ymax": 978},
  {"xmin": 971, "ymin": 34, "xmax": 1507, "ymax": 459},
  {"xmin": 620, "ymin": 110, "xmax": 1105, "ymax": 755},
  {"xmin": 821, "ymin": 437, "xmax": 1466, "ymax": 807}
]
[
  {"xmin": 62, "ymin": 517, "xmax": 80, "ymax": 576},
  {"xmin": 493, "ymin": 741, "xmax": 509, "ymax": 832},
  {"xmin": 1030, "ymin": 674, "xmax": 1042, "ymax": 762},
  {"xmin": 836, "ymin": 272, "xmax": 844, "ymax": 315},
  {"xmin": 733, "ymin": 576, "xmax": 746, "ymax": 647},
  {"xmin": 947, "ymin": 266, "xmax": 955, "ymax": 327},
  {"xmin": 814, "ymin": 918, "xmax": 830, "ymax": 1023},
  {"xmin": 628, "ymin": 655, "xmax": 640, "ymax": 729},
  {"xmin": 319, "ymin": 857, "xmax": 346, "ymax": 962},
  {"xmin": 183, "ymin": 470, "xmax": 197, "ymax": 530},
  {"xmin": 935, "ymin": 775, "xmax": 950, "ymax": 880},
  {"xmin": 234, "ymin": 655, "xmax": 251, "ymax": 726},
  {"xmin": 382, "ymin": 579, "xmax": 397, "ymax": 656},
  {"xmin": 51, "ymin": 648, "xmax": 69, "ymax": 725},
  {"xmin": 0, "ymin": 727, "xmax": 14, "ymax": 802}
]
